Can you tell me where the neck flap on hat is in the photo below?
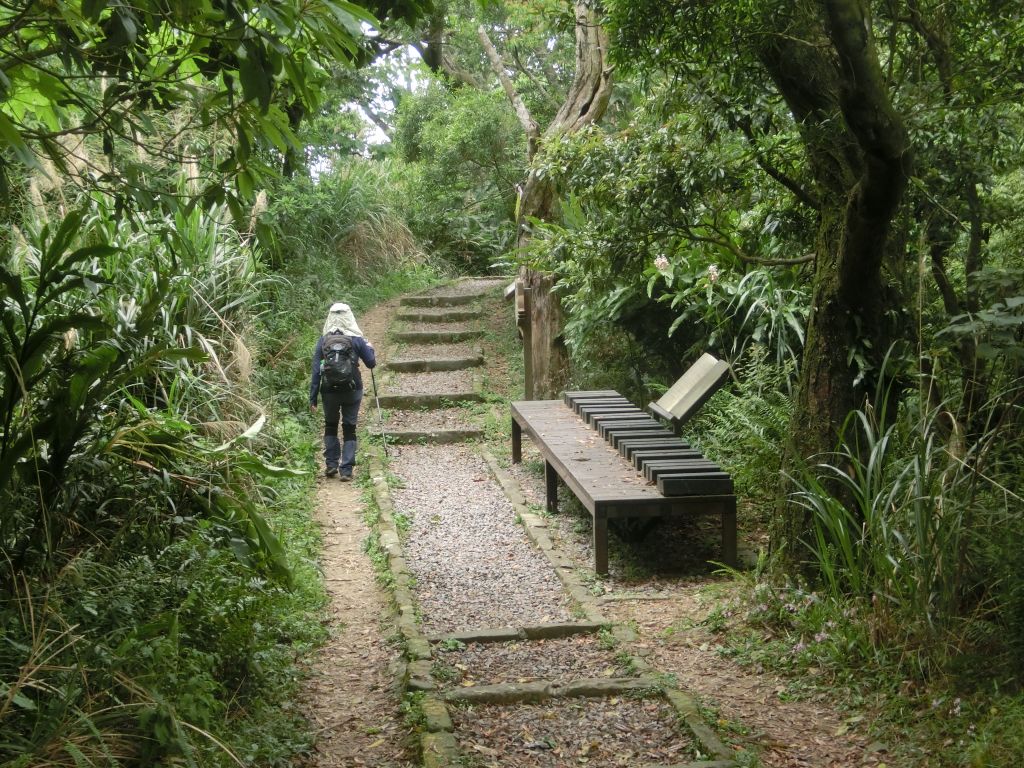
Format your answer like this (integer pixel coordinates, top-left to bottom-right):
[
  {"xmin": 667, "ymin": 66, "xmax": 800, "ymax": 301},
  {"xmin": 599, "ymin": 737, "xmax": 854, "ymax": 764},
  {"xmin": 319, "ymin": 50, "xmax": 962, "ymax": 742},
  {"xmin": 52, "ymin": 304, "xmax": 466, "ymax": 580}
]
[{"xmin": 322, "ymin": 303, "xmax": 362, "ymax": 337}]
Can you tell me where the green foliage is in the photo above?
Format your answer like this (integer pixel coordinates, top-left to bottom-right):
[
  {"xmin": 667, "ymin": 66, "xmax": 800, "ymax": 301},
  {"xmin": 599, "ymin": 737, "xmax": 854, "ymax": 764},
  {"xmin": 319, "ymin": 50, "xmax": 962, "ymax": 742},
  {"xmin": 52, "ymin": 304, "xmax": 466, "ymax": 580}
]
[
  {"xmin": 938, "ymin": 265, "xmax": 1024, "ymax": 365},
  {"xmin": 688, "ymin": 348, "xmax": 794, "ymax": 513},
  {"xmin": 392, "ymin": 82, "xmax": 523, "ymax": 270},
  {"xmin": 789, "ymin": 382, "xmax": 1024, "ymax": 680},
  {"xmin": 523, "ymin": 99, "xmax": 811, "ymax": 395},
  {"xmin": 0, "ymin": 0, "xmax": 434, "ymax": 214},
  {"xmin": 260, "ymin": 159, "xmax": 425, "ymax": 270},
  {"xmin": 0, "ymin": 186, "xmax": 341, "ymax": 764}
]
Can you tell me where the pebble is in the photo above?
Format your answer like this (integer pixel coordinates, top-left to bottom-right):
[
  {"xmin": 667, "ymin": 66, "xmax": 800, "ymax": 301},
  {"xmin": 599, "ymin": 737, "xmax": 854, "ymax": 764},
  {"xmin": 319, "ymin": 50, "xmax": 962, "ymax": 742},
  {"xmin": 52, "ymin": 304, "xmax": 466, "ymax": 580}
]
[{"xmin": 390, "ymin": 444, "xmax": 573, "ymax": 635}]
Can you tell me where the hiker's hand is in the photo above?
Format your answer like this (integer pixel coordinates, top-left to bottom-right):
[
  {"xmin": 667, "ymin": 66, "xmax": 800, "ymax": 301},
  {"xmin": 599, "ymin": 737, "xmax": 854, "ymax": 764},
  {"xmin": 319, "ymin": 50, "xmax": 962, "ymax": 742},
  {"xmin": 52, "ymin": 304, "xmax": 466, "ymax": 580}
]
[{"xmin": 310, "ymin": 404, "xmax": 317, "ymax": 412}]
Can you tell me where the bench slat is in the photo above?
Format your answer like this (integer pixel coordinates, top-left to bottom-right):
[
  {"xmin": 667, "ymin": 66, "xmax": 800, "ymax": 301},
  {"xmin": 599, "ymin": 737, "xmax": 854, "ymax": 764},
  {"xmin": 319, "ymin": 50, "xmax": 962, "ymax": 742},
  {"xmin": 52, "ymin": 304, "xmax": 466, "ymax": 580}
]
[
  {"xmin": 588, "ymin": 411, "xmax": 650, "ymax": 428},
  {"xmin": 572, "ymin": 402, "xmax": 631, "ymax": 418},
  {"xmin": 580, "ymin": 404, "xmax": 640, "ymax": 423},
  {"xmin": 631, "ymin": 448, "xmax": 703, "ymax": 470},
  {"xmin": 609, "ymin": 429, "xmax": 676, "ymax": 448},
  {"xmin": 659, "ymin": 473, "xmax": 734, "ymax": 496},
  {"xmin": 619, "ymin": 438, "xmax": 693, "ymax": 459},
  {"xmin": 597, "ymin": 418, "xmax": 662, "ymax": 437},
  {"xmin": 643, "ymin": 461, "xmax": 721, "ymax": 482}
]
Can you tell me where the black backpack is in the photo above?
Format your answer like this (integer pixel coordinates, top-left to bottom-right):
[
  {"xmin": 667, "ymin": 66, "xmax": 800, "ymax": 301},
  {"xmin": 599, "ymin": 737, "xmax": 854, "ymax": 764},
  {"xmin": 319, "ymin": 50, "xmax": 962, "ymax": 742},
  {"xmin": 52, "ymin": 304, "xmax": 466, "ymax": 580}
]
[{"xmin": 320, "ymin": 332, "xmax": 358, "ymax": 392}]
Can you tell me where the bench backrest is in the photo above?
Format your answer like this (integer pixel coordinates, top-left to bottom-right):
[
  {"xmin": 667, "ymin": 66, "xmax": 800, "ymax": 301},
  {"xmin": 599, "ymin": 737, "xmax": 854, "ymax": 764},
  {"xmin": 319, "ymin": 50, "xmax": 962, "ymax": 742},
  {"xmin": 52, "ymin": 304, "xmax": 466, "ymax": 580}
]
[{"xmin": 648, "ymin": 353, "xmax": 731, "ymax": 427}]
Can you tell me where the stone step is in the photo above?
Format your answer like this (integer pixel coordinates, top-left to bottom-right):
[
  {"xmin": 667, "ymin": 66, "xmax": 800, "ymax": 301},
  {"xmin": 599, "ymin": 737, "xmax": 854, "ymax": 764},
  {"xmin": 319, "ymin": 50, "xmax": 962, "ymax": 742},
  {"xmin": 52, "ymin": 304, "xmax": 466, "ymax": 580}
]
[
  {"xmin": 377, "ymin": 392, "xmax": 482, "ymax": 409},
  {"xmin": 384, "ymin": 429, "xmax": 483, "ymax": 445},
  {"xmin": 392, "ymin": 329, "xmax": 483, "ymax": 343},
  {"xmin": 443, "ymin": 675, "xmax": 660, "ymax": 705},
  {"xmin": 401, "ymin": 294, "xmax": 479, "ymax": 307},
  {"xmin": 396, "ymin": 309, "xmax": 481, "ymax": 322},
  {"xmin": 428, "ymin": 621, "xmax": 605, "ymax": 645},
  {"xmin": 386, "ymin": 354, "xmax": 483, "ymax": 373}
]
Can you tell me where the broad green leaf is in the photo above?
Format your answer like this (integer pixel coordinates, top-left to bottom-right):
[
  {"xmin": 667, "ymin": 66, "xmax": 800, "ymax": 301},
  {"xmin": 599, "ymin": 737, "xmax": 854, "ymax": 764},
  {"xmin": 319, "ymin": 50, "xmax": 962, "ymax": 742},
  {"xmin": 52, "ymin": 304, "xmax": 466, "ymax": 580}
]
[{"xmin": 0, "ymin": 113, "xmax": 41, "ymax": 170}]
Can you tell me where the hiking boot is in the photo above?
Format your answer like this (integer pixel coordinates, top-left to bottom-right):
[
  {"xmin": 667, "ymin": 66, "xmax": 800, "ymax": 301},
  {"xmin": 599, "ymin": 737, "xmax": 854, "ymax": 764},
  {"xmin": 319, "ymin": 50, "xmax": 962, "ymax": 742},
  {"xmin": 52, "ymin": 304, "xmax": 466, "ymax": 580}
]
[
  {"xmin": 325, "ymin": 466, "xmax": 338, "ymax": 479},
  {"xmin": 340, "ymin": 469, "xmax": 353, "ymax": 482}
]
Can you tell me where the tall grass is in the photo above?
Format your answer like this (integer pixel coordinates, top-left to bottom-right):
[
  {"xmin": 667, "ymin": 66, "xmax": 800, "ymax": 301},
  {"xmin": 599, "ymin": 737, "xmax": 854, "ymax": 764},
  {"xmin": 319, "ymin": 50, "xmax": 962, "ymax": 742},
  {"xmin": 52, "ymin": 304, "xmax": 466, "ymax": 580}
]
[
  {"xmin": 0, "ymin": 195, "xmax": 325, "ymax": 766},
  {"xmin": 791, "ymin": 379, "xmax": 1024, "ymax": 678},
  {"xmin": 688, "ymin": 347, "xmax": 795, "ymax": 513},
  {"xmin": 260, "ymin": 160, "xmax": 428, "ymax": 276}
]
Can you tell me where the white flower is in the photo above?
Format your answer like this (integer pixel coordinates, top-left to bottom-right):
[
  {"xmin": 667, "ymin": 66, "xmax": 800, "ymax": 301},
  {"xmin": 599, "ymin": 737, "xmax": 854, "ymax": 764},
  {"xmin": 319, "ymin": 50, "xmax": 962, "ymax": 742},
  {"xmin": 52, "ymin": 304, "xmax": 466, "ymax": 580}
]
[
  {"xmin": 708, "ymin": 264, "xmax": 720, "ymax": 283},
  {"xmin": 654, "ymin": 255, "xmax": 670, "ymax": 271}
]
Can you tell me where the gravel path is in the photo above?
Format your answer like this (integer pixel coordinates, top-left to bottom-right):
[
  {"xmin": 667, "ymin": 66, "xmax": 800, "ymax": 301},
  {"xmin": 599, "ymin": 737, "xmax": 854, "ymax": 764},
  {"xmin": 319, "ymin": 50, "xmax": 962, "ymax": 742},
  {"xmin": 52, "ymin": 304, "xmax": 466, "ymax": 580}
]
[
  {"xmin": 451, "ymin": 698, "xmax": 697, "ymax": 767},
  {"xmin": 417, "ymin": 278, "xmax": 508, "ymax": 297},
  {"xmin": 389, "ymin": 444, "xmax": 573, "ymax": 635},
  {"xmin": 383, "ymin": 407, "xmax": 476, "ymax": 432},
  {"xmin": 390, "ymin": 342, "xmax": 480, "ymax": 361},
  {"xmin": 385, "ymin": 369, "xmax": 475, "ymax": 395},
  {"xmin": 433, "ymin": 635, "xmax": 635, "ymax": 689}
]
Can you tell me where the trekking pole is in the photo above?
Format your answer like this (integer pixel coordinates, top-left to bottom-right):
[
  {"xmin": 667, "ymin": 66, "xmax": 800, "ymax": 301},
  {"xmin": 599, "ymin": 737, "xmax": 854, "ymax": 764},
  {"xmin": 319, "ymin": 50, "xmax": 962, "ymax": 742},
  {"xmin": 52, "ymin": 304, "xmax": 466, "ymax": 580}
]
[{"xmin": 370, "ymin": 367, "xmax": 388, "ymax": 457}]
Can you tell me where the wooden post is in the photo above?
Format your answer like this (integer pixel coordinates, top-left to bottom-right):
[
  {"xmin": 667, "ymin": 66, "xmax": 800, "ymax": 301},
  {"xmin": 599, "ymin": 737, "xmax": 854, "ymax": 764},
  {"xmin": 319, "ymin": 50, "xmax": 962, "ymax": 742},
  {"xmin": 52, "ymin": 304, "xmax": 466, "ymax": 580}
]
[
  {"xmin": 522, "ymin": 287, "xmax": 534, "ymax": 399},
  {"xmin": 722, "ymin": 498, "xmax": 738, "ymax": 567},
  {"xmin": 511, "ymin": 417, "xmax": 522, "ymax": 464},
  {"xmin": 544, "ymin": 460, "xmax": 558, "ymax": 514},
  {"xmin": 593, "ymin": 508, "xmax": 609, "ymax": 575}
]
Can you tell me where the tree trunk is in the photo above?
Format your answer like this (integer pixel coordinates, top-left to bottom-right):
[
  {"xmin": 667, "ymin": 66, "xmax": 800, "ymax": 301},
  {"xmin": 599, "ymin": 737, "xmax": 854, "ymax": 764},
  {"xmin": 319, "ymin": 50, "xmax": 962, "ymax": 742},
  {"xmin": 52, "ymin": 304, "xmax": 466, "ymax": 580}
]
[
  {"xmin": 759, "ymin": 0, "xmax": 912, "ymax": 566},
  {"xmin": 481, "ymin": 2, "xmax": 613, "ymax": 398}
]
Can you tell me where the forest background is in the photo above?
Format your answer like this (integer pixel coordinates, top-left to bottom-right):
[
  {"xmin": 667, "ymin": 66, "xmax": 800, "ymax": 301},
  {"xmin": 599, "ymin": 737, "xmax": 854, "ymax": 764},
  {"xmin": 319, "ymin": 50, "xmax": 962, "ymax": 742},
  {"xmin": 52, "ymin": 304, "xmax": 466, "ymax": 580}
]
[{"xmin": 0, "ymin": 0, "xmax": 1022, "ymax": 765}]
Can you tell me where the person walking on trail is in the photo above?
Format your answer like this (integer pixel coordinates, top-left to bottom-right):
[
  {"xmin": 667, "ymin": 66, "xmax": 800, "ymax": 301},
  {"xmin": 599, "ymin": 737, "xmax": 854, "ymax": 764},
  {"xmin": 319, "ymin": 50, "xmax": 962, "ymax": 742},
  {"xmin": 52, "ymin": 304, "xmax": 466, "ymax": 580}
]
[{"xmin": 309, "ymin": 302, "xmax": 376, "ymax": 481}]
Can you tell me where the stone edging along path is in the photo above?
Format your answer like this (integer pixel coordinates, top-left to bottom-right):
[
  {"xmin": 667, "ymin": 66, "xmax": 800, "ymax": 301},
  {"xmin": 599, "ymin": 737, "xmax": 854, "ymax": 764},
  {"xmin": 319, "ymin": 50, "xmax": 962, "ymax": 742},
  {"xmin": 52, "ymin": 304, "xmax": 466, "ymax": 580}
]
[{"xmin": 362, "ymin": 278, "xmax": 738, "ymax": 768}]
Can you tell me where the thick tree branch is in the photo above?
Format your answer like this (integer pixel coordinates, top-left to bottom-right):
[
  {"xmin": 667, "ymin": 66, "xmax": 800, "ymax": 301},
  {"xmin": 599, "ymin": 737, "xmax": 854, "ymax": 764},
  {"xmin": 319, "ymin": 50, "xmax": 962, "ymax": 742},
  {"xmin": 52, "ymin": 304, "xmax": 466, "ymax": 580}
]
[
  {"xmin": 478, "ymin": 24, "xmax": 540, "ymax": 159},
  {"xmin": 824, "ymin": 0, "xmax": 912, "ymax": 296},
  {"xmin": 360, "ymin": 104, "xmax": 393, "ymax": 139},
  {"xmin": 439, "ymin": 51, "xmax": 486, "ymax": 89},
  {"xmin": 731, "ymin": 113, "xmax": 819, "ymax": 209},
  {"xmin": 510, "ymin": 47, "xmax": 560, "ymax": 111},
  {"xmin": 546, "ymin": 3, "xmax": 613, "ymax": 137}
]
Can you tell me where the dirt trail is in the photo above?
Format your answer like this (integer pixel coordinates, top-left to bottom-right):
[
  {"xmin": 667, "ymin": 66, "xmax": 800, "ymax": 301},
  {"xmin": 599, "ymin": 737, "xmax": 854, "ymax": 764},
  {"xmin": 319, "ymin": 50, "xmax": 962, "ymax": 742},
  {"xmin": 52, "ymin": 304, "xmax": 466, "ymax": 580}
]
[
  {"xmin": 300, "ymin": 298, "xmax": 418, "ymax": 768},
  {"xmin": 302, "ymin": 480, "xmax": 414, "ymax": 768}
]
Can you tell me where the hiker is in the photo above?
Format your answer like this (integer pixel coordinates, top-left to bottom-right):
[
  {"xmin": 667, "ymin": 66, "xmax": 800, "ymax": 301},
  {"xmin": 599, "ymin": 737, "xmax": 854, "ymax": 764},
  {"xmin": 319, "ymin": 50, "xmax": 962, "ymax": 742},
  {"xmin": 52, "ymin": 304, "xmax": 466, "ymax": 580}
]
[{"xmin": 309, "ymin": 302, "xmax": 376, "ymax": 481}]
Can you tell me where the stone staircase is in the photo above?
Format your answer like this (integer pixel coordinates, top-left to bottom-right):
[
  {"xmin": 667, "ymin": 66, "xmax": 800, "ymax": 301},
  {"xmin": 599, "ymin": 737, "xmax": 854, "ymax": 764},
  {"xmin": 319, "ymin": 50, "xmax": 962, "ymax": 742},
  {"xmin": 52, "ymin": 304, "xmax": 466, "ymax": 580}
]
[{"xmin": 377, "ymin": 278, "xmax": 504, "ymax": 443}]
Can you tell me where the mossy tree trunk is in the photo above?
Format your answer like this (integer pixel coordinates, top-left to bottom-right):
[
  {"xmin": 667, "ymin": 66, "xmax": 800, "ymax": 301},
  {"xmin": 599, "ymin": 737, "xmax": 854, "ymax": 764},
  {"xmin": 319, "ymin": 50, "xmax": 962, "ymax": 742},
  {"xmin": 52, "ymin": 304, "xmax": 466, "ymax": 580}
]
[
  {"xmin": 480, "ymin": 2, "xmax": 613, "ymax": 397},
  {"xmin": 758, "ymin": 0, "xmax": 912, "ymax": 564}
]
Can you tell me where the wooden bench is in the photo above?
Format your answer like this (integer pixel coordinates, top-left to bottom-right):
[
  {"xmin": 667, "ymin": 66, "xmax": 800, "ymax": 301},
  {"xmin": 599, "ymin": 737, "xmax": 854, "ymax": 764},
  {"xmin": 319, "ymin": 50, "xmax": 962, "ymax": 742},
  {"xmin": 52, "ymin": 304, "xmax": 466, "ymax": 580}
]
[{"xmin": 511, "ymin": 391, "xmax": 737, "ymax": 575}]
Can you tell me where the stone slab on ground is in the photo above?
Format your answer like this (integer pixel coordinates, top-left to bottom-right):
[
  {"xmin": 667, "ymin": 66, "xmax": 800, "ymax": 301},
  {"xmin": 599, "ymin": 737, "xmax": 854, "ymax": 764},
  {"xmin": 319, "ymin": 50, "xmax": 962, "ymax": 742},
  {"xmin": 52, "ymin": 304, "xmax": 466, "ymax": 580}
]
[
  {"xmin": 386, "ymin": 355, "xmax": 483, "ymax": 373},
  {"xmin": 401, "ymin": 293, "xmax": 481, "ymax": 307},
  {"xmin": 384, "ymin": 369, "xmax": 475, "ymax": 395},
  {"xmin": 377, "ymin": 392, "xmax": 482, "ymax": 408},
  {"xmin": 393, "ymin": 328, "xmax": 483, "ymax": 343},
  {"xmin": 450, "ymin": 698, "xmax": 698, "ymax": 767},
  {"xmin": 397, "ymin": 308, "xmax": 481, "ymax": 322},
  {"xmin": 385, "ymin": 429, "xmax": 483, "ymax": 445},
  {"xmin": 383, "ymin": 407, "xmax": 476, "ymax": 432},
  {"xmin": 432, "ymin": 635, "xmax": 636, "ymax": 690}
]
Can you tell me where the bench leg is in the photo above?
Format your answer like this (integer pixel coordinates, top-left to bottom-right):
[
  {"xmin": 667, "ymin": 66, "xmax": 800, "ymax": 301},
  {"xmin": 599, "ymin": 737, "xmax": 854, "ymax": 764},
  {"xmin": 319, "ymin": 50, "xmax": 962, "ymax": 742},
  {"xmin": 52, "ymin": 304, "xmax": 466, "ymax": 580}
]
[
  {"xmin": 593, "ymin": 510, "xmax": 609, "ymax": 575},
  {"xmin": 545, "ymin": 461, "xmax": 558, "ymax": 514},
  {"xmin": 511, "ymin": 417, "xmax": 522, "ymax": 464},
  {"xmin": 722, "ymin": 497, "xmax": 737, "ymax": 567}
]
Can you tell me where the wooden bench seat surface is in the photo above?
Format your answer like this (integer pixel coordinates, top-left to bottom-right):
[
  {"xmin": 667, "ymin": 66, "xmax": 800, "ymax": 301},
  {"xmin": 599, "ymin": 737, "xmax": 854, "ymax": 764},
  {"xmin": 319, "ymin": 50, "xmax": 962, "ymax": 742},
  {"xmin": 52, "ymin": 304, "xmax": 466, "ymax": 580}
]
[
  {"xmin": 511, "ymin": 394, "xmax": 738, "ymax": 573},
  {"xmin": 511, "ymin": 399, "xmax": 729, "ymax": 512}
]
